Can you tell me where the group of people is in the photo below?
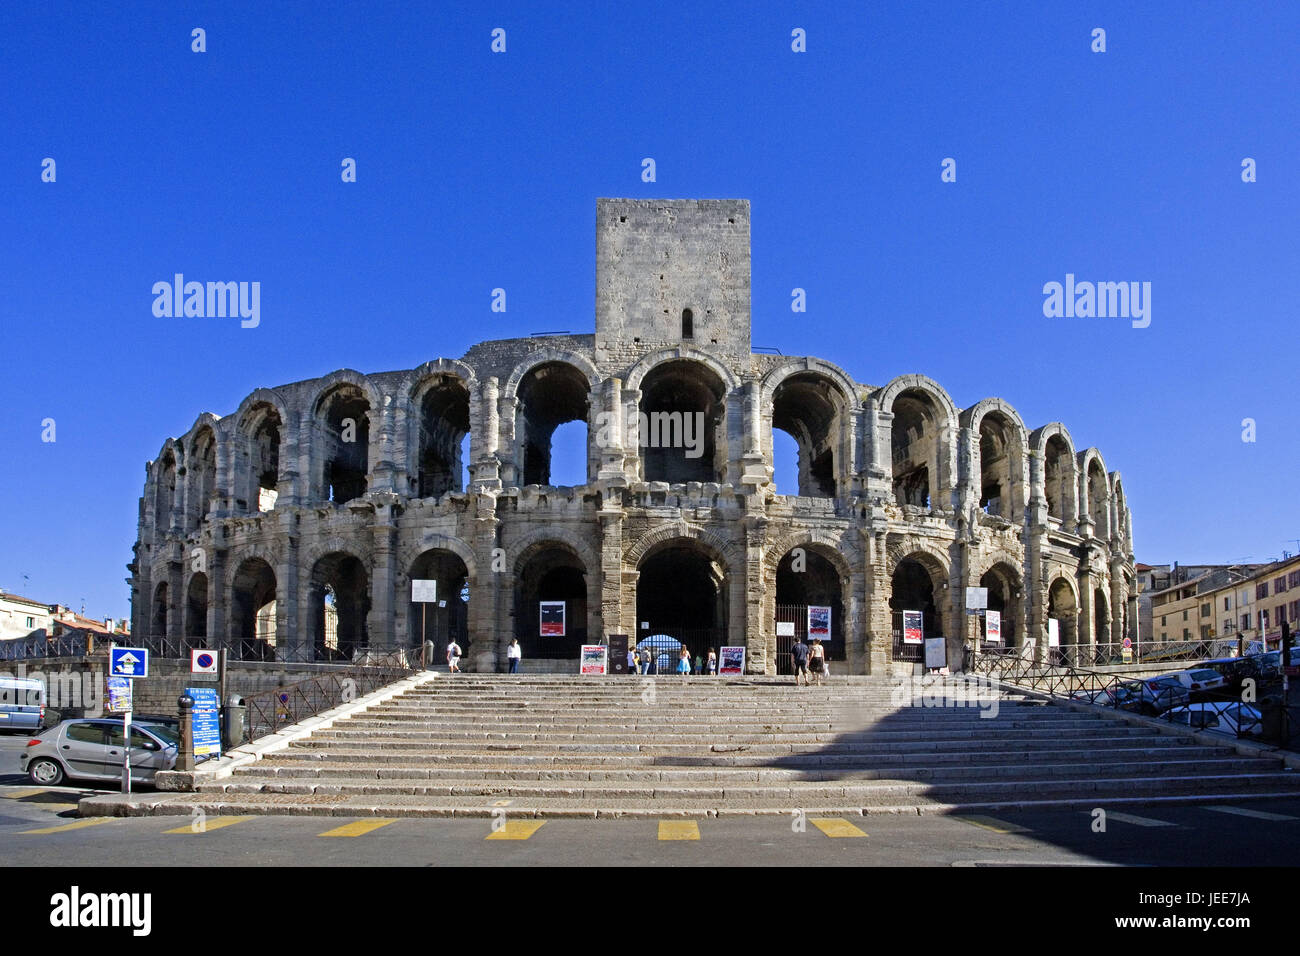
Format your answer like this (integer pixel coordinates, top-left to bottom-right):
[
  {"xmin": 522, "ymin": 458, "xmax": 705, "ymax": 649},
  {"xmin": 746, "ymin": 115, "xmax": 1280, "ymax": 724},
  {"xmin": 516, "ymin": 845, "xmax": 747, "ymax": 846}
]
[
  {"xmin": 629, "ymin": 645, "xmax": 718, "ymax": 677},
  {"xmin": 789, "ymin": 635, "xmax": 828, "ymax": 686}
]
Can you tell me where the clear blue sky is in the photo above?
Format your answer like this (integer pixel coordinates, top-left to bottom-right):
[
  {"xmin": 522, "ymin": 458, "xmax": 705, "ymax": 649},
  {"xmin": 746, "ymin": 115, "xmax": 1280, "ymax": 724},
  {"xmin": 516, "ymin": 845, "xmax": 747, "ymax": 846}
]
[{"xmin": 1, "ymin": 1, "xmax": 1296, "ymax": 623}]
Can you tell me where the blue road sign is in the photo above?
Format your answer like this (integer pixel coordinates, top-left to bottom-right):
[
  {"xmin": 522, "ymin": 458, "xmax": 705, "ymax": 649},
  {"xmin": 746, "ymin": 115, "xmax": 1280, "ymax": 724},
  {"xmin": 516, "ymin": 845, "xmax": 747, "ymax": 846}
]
[
  {"xmin": 186, "ymin": 686, "xmax": 222, "ymax": 759},
  {"xmin": 110, "ymin": 646, "xmax": 149, "ymax": 679}
]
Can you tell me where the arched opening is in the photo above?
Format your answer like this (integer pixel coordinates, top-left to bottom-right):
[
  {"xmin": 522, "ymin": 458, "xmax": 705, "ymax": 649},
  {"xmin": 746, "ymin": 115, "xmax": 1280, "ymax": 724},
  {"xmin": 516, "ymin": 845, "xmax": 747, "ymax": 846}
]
[
  {"xmin": 1044, "ymin": 436, "xmax": 1074, "ymax": 523},
  {"xmin": 891, "ymin": 389, "xmax": 943, "ymax": 509},
  {"xmin": 1087, "ymin": 459, "xmax": 1109, "ymax": 538},
  {"xmin": 309, "ymin": 552, "xmax": 370, "ymax": 661},
  {"xmin": 636, "ymin": 541, "xmax": 728, "ymax": 669},
  {"xmin": 237, "ymin": 403, "xmax": 282, "ymax": 513},
  {"xmin": 979, "ymin": 563, "xmax": 1021, "ymax": 648},
  {"xmin": 775, "ymin": 546, "xmax": 845, "ymax": 672},
  {"xmin": 1094, "ymin": 587, "xmax": 1110, "ymax": 648},
  {"xmin": 231, "ymin": 558, "xmax": 277, "ymax": 656},
  {"xmin": 516, "ymin": 362, "xmax": 590, "ymax": 487},
  {"xmin": 890, "ymin": 555, "xmax": 944, "ymax": 661},
  {"xmin": 415, "ymin": 375, "xmax": 471, "ymax": 498},
  {"xmin": 638, "ymin": 360, "xmax": 726, "ymax": 484},
  {"xmin": 186, "ymin": 429, "xmax": 217, "ymax": 530},
  {"xmin": 1047, "ymin": 576, "xmax": 1078, "ymax": 662},
  {"xmin": 185, "ymin": 573, "xmax": 208, "ymax": 639},
  {"xmin": 772, "ymin": 373, "xmax": 843, "ymax": 497},
  {"xmin": 151, "ymin": 581, "xmax": 169, "ymax": 638},
  {"xmin": 316, "ymin": 384, "xmax": 370, "ymax": 504},
  {"xmin": 407, "ymin": 549, "xmax": 469, "ymax": 658},
  {"xmin": 515, "ymin": 544, "xmax": 588, "ymax": 660},
  {"xmin": 978, "ymin": 413, "xmax": 1019, "ymax": 519},
  {"xmin": 154, "ymin": 453, "xmax": 177, "ymax": 535}
]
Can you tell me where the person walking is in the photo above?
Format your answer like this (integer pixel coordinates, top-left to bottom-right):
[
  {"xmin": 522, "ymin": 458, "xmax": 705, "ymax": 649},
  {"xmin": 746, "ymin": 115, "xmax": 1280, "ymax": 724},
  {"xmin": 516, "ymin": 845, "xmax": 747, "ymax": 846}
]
[
  {"xmin": 694, "ymin": 653, "xmax": 703, "ymax": 675},
  {"xmin": 808, "ymin": 638, "xmax": 826, "ymax": 686},
  {"xmin": 706, "ymin": 647, "xmax": 717, "ymax": 675},
  {"xmin": 790, "ymin": 635, "xmax": 810, "ymax": 686},
  {"xmin": 446, "ymin": 639, "xmax": 462, "ymax": 674},
  {"xmin": 628, "ymin": 646, "xmax": 638, "ymax": 675},
  {"xmin": 506, "ymin": 638, "xmax": 522, "ymax": 674},
  {"xmin": 677, "ymin": 646, "xmax": 691, "ymax": 681}
]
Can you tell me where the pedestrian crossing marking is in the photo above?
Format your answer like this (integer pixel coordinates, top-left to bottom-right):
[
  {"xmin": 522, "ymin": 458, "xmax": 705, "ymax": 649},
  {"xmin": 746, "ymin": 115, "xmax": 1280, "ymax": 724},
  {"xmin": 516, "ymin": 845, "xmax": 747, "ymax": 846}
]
[
  {"xmin": 319, "ymin": 819, "xmax": 397, "ymax": 838},
  {"xmin": 1204, "ymin": 805, "xmax": 1298, "ymax": 822},
  {"xmin": 164, "ymin": 815, "xmax": 255, "ymax": 834},
  {"xmin": 953, "ymin": 815, "xmax": 1028, "ymax": 834},
  {"xmin": 19, "ymin": 817, "xmax": 116, "ymax": 835},
  {"xmin": 810, "ymin": 818, "xmax": 867, "ymax": 838},
  {"xmin": 658, "ymin": 820, "xmax": 700, "ymax": 841},
  {"xmin": 486, "ymin": 820, "xmax": 546, "ymax": 840},
  {"xmin": 1104, "ymin": 811, "xmax": 1175, "ymax": 828}
]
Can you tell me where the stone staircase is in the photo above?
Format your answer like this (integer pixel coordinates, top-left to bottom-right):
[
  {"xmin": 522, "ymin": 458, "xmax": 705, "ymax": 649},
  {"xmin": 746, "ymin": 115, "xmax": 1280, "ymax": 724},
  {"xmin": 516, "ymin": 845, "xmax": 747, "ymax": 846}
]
[{"xmin": 97, "ymin": 675, "xmax": 1300, "ymax": 818}]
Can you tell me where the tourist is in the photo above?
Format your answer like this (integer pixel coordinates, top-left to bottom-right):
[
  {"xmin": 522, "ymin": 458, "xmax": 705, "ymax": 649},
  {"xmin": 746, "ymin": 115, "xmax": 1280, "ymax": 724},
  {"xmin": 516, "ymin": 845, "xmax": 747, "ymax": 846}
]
[
  {"xmin": 446, "ymin": 639, "xmax": 462, "ymax": 674},
  {"xmin": 628, "ymin": 646, "xmax": 638, "ymax": 675},
  {"xmin": 808, "ymin": 638, "xmax": 825, "ymax": 686},
  {"xmin": 694, "ymin": 653, "xmax": 703, "ymax": 675},
  {"xmin": 790, "ymin": 636, "xmax": 809, "ymax": 686},
  {"xmin": 677, "ymin": 646, "xmax": 691, "ymax": 680},
  {"xmin": 706, "ymin": 647, "xmax": 717, "ymax": 675},
  {"xmin": 506, "ymin": 638, "xmax": 521, "ymax": 674}
]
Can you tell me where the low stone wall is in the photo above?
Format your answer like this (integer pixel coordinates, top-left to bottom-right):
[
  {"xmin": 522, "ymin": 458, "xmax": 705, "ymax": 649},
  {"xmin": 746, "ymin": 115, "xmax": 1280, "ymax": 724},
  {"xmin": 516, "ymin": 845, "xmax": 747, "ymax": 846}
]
[{"xmin": 0, "ymin": 656, "xmax": 383, "ymax": 719}]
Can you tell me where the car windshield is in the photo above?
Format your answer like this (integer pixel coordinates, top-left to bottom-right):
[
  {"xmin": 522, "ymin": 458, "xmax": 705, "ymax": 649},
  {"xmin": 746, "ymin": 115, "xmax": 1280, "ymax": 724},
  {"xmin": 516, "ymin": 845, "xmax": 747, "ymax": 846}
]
[
  {"xmin": 1189, "ymin": 670, "xmax": 1219, "ymax": 681},
  {"xmin": 138, "ymin": 723, "xmax": 179, "ymax": 745}
]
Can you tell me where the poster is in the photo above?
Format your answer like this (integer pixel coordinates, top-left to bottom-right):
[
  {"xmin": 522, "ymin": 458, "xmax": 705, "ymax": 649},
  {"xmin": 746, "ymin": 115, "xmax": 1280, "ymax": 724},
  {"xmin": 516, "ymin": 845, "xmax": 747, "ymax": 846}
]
[
  {"xmin": 540, "ymin": 601, "xmax": 566, "ymax": 637},
  {"xmin": 185, "ymin": 686, "xmax": 222, "ymax": 758},
  {"xmin": 807, "ymin": 605, "xmax": 831, "ymax": 640},
  {"xmin": 924, "ymin": 637, "xmax": 947, "ymax": 669},
  {"xmin": 106, "ymin": 676, "xmax": 132, "ymax": 714},
  {"xmin": 985, "ymin": 609, "xmax": 1002, "ymax": 643},
  {"xmin": 1048, "ymin": 618, "xmax": 1060, "ymax": 647},
  {"xmin": 579, "ymin": 644, "xmax": 607, "ymax": 675},
  {"xmin": 719, "ymin": 646, "xmax": 745, "ymax": 675},
  {"xmin": 902, "ymin": 609, "xmax": 923, "ymax": 645}
]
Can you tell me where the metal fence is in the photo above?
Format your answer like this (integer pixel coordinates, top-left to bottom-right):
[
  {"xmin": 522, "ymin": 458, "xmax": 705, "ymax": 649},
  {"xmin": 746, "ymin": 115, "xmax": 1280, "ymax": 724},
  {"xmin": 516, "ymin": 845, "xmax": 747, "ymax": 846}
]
[
  {"xmin": 0, "ymin": 632, "xmax": 428, "ymax": 665},
  {"xmin": 242, "ymin": 648, "xmax": 419, "ymax": 741},
  {"xmin": 774, "ymin": 603, "xmax": 845, "ymax": 674}
]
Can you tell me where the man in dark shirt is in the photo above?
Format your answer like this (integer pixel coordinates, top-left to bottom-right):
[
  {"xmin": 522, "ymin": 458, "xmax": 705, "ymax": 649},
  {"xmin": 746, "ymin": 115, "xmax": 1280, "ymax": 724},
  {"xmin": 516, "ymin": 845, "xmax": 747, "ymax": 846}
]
[{"xmin": 791, "ymin": 636, "xmax": 810, "ymax": 686}]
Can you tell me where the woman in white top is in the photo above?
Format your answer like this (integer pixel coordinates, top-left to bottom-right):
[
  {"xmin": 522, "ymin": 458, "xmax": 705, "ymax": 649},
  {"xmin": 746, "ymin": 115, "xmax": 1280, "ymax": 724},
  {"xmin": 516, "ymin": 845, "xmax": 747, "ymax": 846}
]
[{"xmin": 507, "ymin": 638, "xmax": 522, "ymax": 674}]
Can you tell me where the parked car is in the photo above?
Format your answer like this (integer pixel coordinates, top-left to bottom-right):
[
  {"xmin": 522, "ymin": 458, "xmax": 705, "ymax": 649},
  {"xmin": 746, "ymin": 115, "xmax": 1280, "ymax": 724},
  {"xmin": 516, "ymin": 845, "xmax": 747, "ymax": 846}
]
[
  {"xmin": 1112, "ymin": 676, "xmax": 1189, "ymax": 716},
  {"xmin": 1161, "ymin": 667, "xmax": 1228, "ymax": 699},
  {"xmin": 0, "ymin": 676, "xmax": 46, "ymax": 734},
  {"xmin": 1199, "ymin": 657, "xmax": 1258, "ymax": 691},
  {"xmin": 1164, "ymin": 702, "xmax": 1263, "ymax": 738},
  {"xmin": 19, "ymin": 718, "xmax": 178, "ymax": 786}
]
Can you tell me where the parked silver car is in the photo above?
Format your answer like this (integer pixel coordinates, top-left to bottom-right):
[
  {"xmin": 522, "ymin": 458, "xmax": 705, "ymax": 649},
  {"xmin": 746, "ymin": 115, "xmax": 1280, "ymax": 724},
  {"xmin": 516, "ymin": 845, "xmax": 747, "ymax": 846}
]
[
  {"xmin": 19, "ymin": 719, "xmax": 178, "ymax": 786},
  {"xmin": 1164, "ymin": 702, "xmax": 1263, "ymax": 737}
]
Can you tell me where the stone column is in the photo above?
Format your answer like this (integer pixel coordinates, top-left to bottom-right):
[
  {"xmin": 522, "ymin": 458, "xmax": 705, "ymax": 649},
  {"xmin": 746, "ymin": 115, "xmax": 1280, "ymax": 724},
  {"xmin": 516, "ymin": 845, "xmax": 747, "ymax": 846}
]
[
  {"xmin": 742, "ymin": 514, "xmax": 768, "ymax": 673},
  {"xmin": 368, "ymin": 499, "xmax": 398, "ymax": 653},
  {"xmin": 497, "ymin": 393, "xmax": 520, "ymax": 487},
  {"xmin": 470, "ymin": 492, "xmax": 501, "ymax": 673},
  {"xmin": 166, "ymin": 554, "xmax": 184, "ymax": 642},
  {"xmin": 280, "ymin": 528, "xmax": 303, "ymax": 660},
  {"xmin": 599, "ymin": 509, "xmax": 625, "ymax": 648},
  {"xmin": 595, "ymin": 378, "xmax": 626, "ymax": 483},
  {"xmin": 863, "ymin": 523, "xmax": 892, "ymax": 675},
  {"xmin": 739, "ymin": 379, "xmax": 767, "ymax": 488},
  {"xmin": 473, "ymin": 376, "xmax": 502, "ymax": 490},
  {"xmin": 207, "ymin": 547, "xmax": 226, "ymax": 650},
  {"xmin": 1024, "ymin": 449, "xmax": 1049, "ymax": 662}
]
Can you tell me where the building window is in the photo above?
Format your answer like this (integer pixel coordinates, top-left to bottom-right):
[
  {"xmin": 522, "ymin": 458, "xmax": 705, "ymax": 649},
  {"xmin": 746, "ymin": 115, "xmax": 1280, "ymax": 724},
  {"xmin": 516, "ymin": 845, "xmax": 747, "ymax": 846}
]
[
  {"xmin": 1242, "ymin": 614, "xmax": 1250, "ymax": 631},
  {"xmin": 1224, "ymin": 618, "xmax": 1233, "ymax": 633},
  {"xmin": 681, "ymin": 308, "xmax": 694, "ymax": 339},
  {"xmin": 1257, "ymin": 583, "xmax": 1269, "ymax": 600},
  {"xmin": 1276, "ymin": 576, "xmax": 1288, "ymax": 594},
  {"xmin": 1161, "ymin": 615, "xmax": 1166, "ymax": 627},
  {"xmin": 1183, "ymin": 628, "xmax": 1190, "ymax": 640},
  {"xmin": 25, "ymin": 616, "xmax": 34, "ymax": 628},
  {"xmin": 1289, "ymin": 571, "xmax": 1300, "ymax": 589},
  {"xmin": 1182, "ymin": 609, "xmax": 1188, "ymax": 621},
  {"xmin": 1291, "ymin": 599, "xmax": 1300, "ymax": 622},
  {"xmin": 1200, "ymin": 603, "xmax": 1211, "ymax": 617},
  {"xmin": 1224, "ymin": 597, "xmax": 1231, "ymax": 611},
  {"xmin": 1279, "ymin": 605, "xmax": 1288, "ymax": 624}
]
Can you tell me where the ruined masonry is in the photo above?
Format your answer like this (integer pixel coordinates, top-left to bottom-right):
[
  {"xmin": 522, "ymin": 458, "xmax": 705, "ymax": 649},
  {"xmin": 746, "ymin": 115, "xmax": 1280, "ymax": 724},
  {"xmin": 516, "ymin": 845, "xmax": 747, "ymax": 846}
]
[{"xmin": 130, "ymin": 198, "xmax": 1136, "ymax": 675}]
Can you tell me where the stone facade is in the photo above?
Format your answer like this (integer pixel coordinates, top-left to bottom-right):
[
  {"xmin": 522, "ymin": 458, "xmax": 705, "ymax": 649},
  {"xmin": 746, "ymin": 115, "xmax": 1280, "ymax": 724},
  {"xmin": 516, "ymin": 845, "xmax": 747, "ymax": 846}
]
[{"xmin": 128, "ymin": 198, "xmax": 1137, "ymax": 675}]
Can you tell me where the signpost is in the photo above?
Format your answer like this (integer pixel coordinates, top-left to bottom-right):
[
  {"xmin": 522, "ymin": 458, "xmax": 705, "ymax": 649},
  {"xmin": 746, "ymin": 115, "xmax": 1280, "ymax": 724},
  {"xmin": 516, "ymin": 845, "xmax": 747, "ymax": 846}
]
[
  {"xmin": 412, "ymin": 579, "xmax": 437, "ymax": 669},
  {"xmin": 190, "ymin": 649, "xmax": 219, "ymax": 681},
  {"xmin": 608, "ymin": 634, "xmax": 629, "ymax": 675},
  {"xmin": 1121, "ymin": 636, "xmax": 1133, "ymax": 663},
  {"xmin": 185, "ymin": 686, "xmax": 222, "ymax": 759},
  {"xmin": 108, "ymin": 646, "xmax": 149, "ymax": 794}
]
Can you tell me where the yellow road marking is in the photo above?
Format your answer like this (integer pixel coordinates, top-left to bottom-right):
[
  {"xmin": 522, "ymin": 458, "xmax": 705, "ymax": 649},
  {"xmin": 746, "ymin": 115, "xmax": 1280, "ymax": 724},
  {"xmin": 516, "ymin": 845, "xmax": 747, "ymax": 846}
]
[
  {"xmin": 319, "ymin": 819, "xmax": 398, "ymax": 838},
  {"xmin": 20, "ymin": 817, "xmax": 116, "ymax": 835},
  {"xmin": 658, "ymin": 820, "xmax": 700, "ymax": 841},
  {"xmin": 810, "ymin": 818, "xmax": 867, "ymax": 838},
  {"xmin": 486, "ymin": 820, "xmax": 546, "ymax": 840},
  {"xmin": 953, "ymin": 814, "xmax": 1028, "ymax": 834},
  {"xmin": 164, "ymin": 815, "xmax": 255, "ymax": 834},
  {"xmin": 2, "ymin": 788, "xmax": 45, "ymax": 800}
]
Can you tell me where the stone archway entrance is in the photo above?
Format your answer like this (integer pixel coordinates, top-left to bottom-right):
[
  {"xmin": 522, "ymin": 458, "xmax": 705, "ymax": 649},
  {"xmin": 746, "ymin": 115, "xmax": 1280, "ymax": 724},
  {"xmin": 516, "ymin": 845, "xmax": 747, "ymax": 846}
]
[{"xmin": 635, "ymin": 541, "xmax": 728, "ymax": 672}]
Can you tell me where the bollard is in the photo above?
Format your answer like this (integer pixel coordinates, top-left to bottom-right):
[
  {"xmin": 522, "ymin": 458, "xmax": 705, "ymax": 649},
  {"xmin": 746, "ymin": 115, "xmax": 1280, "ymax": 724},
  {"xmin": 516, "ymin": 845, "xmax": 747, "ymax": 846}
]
[{"xmin": 177, "ymin": 694, "xmax": 195, "ymax": 772}]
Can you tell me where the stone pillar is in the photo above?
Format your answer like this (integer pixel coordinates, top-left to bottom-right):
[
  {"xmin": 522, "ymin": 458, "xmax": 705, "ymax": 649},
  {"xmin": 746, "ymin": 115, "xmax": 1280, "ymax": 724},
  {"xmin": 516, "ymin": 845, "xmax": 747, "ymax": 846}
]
[
  {"xmin": 1110, "ymin": 556, "xmax": 1127, "ymax": 653},
  {"xmin": 280, "ymin": 528, "xmax": 303, "ymax": 660},
  {"xmin": 595, "ymin": 378, "xmax": 625, "ymax": 483},
  {"xmin": 742, "ymin": 514, "xmax": 767, "ymax": 673},
  {"xmin": 739, "ymin": 379, "xmax": 767, "ymax": 488},
  {"xmin": 368, "ymin": 499, "xmax": 398, "ymax": 652},
  {"xmin": 599, "ymin": 508, "xmax": 625, "ymax": 648},
  {"xmin": 473, "ymin": 376, "xmax": 502, "ymax": 490},
  {"xmin": 292, "ymin": 407, "xmax": 313, "ymax": 505},
  {"xmin": 863, "ymin": 523, "xmax": 892, "ymax": 675},
  {"xmin": 212, "ymin": 428, "xmax": 232, "ymax": 517},
  {"xmin": 166, "ymin": 553, "xmax": 184, "ymax": 642},
  {"xmin": 207, "ymin": 547, "xmax": 226, "ymax": 650},
  {"xmin": 498, "ymin": 394, "xmax": 519, "ymax": 487},
  {"xmin": 470, "ymin": 492, "xmax": 501, "ymax": 673},
  {"xmin": 622, "ymin": 388, "xmax": 642, "ymax": 481}
]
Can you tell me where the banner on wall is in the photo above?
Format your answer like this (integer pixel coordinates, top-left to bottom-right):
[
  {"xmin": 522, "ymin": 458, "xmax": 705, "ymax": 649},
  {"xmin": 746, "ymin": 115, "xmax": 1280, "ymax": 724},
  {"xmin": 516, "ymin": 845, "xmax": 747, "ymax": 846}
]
[
  {"xmin": 719, "ymin": 646, "xmax": 745, "ymax": 675},
  {"xmin": 1048, "ymin": 618, "xmax": 1060, "ymax": 647},
  {"xmin": 807, "ymin": 605, "xmax": 831, "ymax": 640},
  {"xmin": 902, "ymin": 610, "xmax": 923, "ymax": 645},
  {"xmin": 540, "ymin": 601, "xmax": 566, "ymax": 637},
  {"xmin": 985, "ymin": 609, "xmax": 1002, "ymax": 643}
]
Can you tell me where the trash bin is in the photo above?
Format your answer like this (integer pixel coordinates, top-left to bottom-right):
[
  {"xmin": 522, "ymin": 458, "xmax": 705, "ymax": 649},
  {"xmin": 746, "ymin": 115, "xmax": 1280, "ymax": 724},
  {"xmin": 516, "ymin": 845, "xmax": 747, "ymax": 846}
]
[{"xmin": 223, "ymin": 695, "xmax": 247, "ymax": 750}]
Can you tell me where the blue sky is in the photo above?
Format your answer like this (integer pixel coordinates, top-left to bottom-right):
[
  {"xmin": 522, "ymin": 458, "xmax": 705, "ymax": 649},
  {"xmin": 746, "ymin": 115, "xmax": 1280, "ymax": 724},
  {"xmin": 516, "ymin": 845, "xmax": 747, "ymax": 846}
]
[{"xmin": 1, "ymin": 1, "xmax": 1296, "ymax": 622}]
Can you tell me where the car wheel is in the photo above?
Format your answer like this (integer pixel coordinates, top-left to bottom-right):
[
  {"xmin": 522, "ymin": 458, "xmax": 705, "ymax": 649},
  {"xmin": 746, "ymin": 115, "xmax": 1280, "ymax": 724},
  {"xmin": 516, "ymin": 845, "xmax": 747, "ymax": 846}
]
[{"xmin": 28, "ymin": 758, "xmax": 65, "ymax": 787}]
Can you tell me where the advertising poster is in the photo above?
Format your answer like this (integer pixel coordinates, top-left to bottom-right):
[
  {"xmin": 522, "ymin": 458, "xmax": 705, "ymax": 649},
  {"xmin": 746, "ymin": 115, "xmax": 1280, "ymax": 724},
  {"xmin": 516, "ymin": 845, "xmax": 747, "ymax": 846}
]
[
  {"xmin": 185, "ymin": 686, "xmax": 222, "ymax": 758},
  {"xmin": 579, "ymin": 644, "xmax": 607, "ymax": 675},
  {"xmin": 807, "ymin": 605, "xmax": 831, "ymax": 640},
  {"xmin": 719, "ymin": 646, "xmax": 745, "ymax": 675},
  {"xmin": 902, "ymin": 609, "xmax": 923, "ymax": 645},
  {"xmin": 540, "ymin": 601, "xmax": 566, "ymax": 637},
  {"xmin": 985, "ymin": 609, "xmax": 1002, "ymax": 643},
  {"xmin": 106, "ymin": 676, "xmax": 132, "ymax": 714}
]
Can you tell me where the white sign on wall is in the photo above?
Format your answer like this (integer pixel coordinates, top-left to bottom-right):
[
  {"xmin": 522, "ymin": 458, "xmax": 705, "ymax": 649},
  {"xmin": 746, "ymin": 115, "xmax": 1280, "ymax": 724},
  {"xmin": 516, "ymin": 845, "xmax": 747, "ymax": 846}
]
[
  {"xmin": 776, "ymin": 621, "xmax": 796, "ymax": 637},
  {"xmin": 965, "ymin": 587, "xmax": 988, "ymax": 611},
  {"xmin": 1048, "ymin": 618, "xmax": 1060, "ymax": 647},
  {"xmin": 411, "ymin": 579, "xmax": 437, "ymax": 603},
  {"xmin": 924, "ymin": 637, "xmax": 947, "ymax": 669}
]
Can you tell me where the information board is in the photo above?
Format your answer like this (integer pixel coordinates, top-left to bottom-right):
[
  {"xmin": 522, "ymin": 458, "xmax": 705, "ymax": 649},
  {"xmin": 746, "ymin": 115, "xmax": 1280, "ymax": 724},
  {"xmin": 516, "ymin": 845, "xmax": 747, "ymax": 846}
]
[
  {"xmin": 924, "ymin": 637, "xmax": 947, "ymax": 670},
  {"xmin": 902, "ymin": 610, "xmax": 923, "ymax": 645},
  {"xmin": 185, "ymin": 686, "xmax": 222, "ymax": 758},
  {"xmin": 808, "ymin": 605, "xmax": 831, "ymax": 640},
  {"xmin": 579, "ymin": 645, "xmax": 607, "ymax": 675}
]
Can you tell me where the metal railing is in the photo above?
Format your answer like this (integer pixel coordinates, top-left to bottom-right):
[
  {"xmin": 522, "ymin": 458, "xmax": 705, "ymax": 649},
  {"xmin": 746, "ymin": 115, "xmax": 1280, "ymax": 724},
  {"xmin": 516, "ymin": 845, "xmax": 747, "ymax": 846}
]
[
  {"xmin": 0, "ymin": 632, "xmax": 425, "ymax": 664},
  {"xmin": 242, "ymin": 648, "xmax": 419, "ymax": 741}
]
